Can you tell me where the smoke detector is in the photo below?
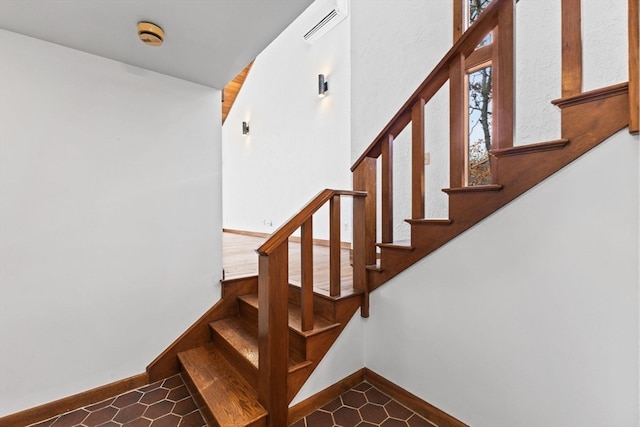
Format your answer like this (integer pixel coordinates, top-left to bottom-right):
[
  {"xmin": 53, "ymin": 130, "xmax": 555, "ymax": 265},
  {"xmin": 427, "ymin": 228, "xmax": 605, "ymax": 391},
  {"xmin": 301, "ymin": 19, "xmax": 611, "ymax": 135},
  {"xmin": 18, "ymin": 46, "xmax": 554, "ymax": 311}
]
[{"xmin": 137, "ymin": 21, "xmax": 164, "ymax": 46}]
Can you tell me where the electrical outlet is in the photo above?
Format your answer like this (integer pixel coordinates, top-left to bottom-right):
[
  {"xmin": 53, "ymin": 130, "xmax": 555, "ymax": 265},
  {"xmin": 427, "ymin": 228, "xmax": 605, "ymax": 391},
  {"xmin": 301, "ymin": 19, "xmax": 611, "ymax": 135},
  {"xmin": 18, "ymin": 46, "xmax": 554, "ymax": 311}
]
[
  {"xmin": 343, "ymin": 222, "xmax": 350, "ymax": 231},
  {"xmin": 424, "ymin": 152, "xmax": 431, "ymax": 165}
]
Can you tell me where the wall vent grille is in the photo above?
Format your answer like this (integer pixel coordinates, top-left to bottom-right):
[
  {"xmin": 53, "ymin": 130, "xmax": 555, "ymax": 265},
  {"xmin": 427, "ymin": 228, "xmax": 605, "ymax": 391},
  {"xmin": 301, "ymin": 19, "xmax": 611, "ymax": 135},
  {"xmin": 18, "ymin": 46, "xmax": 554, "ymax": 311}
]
[{"xmin": 302, "ymin": 1, "xmax": 348, "ymax": 43}]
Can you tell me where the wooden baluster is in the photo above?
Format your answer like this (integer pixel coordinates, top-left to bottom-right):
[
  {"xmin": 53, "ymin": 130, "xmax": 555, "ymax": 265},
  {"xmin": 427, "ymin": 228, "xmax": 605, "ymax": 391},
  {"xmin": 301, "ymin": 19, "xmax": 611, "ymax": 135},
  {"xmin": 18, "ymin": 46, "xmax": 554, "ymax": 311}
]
[
  {"xmin": 353, "ymin": 158, "xmax": 376, "ymax": 318},
  {"xmin": 492, "ymin": 0, "xmax": 514, "ymax": 153},
  {"xmin": 453, "ymin": 0, "xmax": 463, "ymax": 42},
  {"xmin": 381, "ymin": 135, "xmax": 394, "ymax": 242},
  {"xmin": 561, "ymin": 0, "xmax": 583, "ymax": 98},
  {"xmin": 411, "ymin": 98, "xmax": 426, "ymax": 219},
  {"xmin": 352, "ymin": 194, "xmax": 369, "ymax": 317},
  {"xmin": 300, "ymin": 218, "xmax": 314, "ymax": 331},
  {"xmin": 257, "ymin": 245, "xmax": 289, "ymax": 427},
  {"xmin": 629, "ymin": 0, "xmax": 639, "ymax": 134},
  {"xmin": 449, "ymin": 52, "xmax": 466, "ymax": 188},
  {"xmin": 329, "ymin": 195, "xmax": 341, "ymax": 297}
]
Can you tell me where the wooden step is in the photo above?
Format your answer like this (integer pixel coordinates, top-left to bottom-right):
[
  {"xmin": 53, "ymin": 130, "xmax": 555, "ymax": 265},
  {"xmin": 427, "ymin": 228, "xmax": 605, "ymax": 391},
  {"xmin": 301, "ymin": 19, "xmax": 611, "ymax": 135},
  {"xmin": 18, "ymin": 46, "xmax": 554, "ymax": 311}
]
[
  {"xmin": 210, "ymin": 317, "xmax": 311, "ymax": 379},
  {"xmin": 376, "ymin": 240, "xmax": 414, "ymax": 251},
  {"xmin": 490, "ymin": 139, "xmax": 569, "ymax": 157},
  {"xmin": 238, "ymin": 294, "xmax": 339, "ymax": 337},
  {"xmin": 237, "ymin": 293, "xmax": 342, "ymax": 366},
  {"xmin": 287, "ymin": 283, "xmax": 364, "ymax": 322},
  {"xmin": 405, "ymin": 218, "xmax": 453, "ymax": 226},
  {"xmin": 442, "ymin": 184, "xmax": 503, "ymax": 194},
  {"xmin": 178, "ymin": 344, "xmax": 267, "ymax": 427}
]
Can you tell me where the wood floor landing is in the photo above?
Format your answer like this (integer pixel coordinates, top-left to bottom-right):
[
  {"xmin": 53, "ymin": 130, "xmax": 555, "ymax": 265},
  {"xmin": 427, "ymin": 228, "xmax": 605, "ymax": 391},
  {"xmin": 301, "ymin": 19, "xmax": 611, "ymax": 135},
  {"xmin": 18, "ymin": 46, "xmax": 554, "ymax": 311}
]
[{"xmin": 223, "ymin": 231, "xmax": 355, "ymax": 297}]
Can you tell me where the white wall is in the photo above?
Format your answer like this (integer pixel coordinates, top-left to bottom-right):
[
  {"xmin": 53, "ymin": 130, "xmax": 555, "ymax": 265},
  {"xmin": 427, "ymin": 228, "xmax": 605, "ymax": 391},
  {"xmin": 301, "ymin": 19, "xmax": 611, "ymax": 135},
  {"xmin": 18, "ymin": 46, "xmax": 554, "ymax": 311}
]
[
  {"xmin": 364, "ymin": 130, "xmax": 639, "ymax": 426},
  {"xmin": 290, "ymin": 312, "xmax": 365, "ymax": 406},
  {"xmin": 222, "ymin": 0, "xmax": 352, "ymax": 239},
  {"xmin": 0, "ymin": 30, "xmax": 222, "ymax": 416}
]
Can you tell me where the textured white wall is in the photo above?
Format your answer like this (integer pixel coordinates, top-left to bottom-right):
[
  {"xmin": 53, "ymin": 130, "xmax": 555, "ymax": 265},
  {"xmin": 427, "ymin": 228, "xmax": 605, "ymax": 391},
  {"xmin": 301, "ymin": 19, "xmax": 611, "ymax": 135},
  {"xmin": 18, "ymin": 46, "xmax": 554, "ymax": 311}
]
[
  {"xmin": 582, "ymin": 0, "xmax": 628, "ymax": 91},
  {"xmin": 222, "ymin": 0, "xmax": 352, "ymax": 239},
  {"xmin": 0, "ymin": 30, "xmax": 222, "ymax": 416}
]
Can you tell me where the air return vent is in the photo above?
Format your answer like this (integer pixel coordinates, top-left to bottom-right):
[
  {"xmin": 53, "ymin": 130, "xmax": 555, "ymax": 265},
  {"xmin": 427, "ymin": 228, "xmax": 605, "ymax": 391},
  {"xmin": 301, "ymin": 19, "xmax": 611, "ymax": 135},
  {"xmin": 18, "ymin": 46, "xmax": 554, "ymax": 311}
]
[{"xmin": 303, "ymin": 0, "xmax": 348, "ymax": 43}]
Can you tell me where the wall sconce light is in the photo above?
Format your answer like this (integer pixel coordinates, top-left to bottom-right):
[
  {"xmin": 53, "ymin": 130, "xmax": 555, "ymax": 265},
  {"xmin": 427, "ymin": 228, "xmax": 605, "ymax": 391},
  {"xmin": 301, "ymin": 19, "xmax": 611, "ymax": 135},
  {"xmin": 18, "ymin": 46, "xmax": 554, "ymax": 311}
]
[
  {"xmin": 318, "ymin": 74, "xmax": 328, "ymax": 97},
  {"xmin": 242, "ymin": 121, "xmax": 250, "ymax": 135}
]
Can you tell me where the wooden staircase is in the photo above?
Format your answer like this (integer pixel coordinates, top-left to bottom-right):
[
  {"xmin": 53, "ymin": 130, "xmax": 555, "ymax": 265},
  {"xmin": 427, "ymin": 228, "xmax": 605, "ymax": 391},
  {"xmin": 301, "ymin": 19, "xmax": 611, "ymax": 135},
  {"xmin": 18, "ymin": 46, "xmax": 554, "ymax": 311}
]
[
  {"xmin": 147, "ymin": 0, "xmax": 638, "ymax": 426},
  {"xmin": 147, "ymin": 274, "xmax": 363, "ymax": 426}
]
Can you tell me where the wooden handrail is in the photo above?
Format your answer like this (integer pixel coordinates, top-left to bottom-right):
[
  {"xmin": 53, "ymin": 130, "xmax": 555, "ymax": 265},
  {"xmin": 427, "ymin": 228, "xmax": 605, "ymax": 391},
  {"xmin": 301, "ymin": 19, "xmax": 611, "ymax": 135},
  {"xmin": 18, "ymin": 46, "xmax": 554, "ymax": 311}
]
[
  {"xmin": 256, "ymin": 189, "xmax": 366, "ymax": 256},
  {"xmin": 351, "ymin": 0, "xmax": 507, "ymax": 172},
  {"xmin": 257, "ymin": 188, "xmax": 367, "ymax": 427}
]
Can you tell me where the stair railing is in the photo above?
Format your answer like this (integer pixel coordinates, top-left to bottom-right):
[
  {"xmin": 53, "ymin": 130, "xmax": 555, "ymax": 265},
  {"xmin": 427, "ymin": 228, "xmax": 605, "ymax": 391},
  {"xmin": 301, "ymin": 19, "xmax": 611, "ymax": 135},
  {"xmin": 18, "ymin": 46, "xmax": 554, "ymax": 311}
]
[
  {"xmin": 351, "ymin": 0, "xmax": 513, "ymax": 258},
  {"xmin": 255, "ymin": 188, "xmax": 367, "ymax": 427}
]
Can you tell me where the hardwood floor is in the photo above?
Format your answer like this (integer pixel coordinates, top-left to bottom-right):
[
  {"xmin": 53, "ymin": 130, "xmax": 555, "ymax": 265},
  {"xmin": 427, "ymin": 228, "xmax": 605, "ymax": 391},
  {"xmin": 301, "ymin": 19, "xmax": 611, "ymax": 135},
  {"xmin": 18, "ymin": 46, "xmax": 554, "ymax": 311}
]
[{"xmin": 223, "ymin": 231, "xmax": 355, "ymax": 296}]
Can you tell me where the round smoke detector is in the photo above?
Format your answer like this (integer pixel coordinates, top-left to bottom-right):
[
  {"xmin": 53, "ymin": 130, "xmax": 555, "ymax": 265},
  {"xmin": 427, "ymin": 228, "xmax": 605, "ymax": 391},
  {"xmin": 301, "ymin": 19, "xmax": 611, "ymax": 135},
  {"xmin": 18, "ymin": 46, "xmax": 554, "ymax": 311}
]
[{"xmin": 137, "ymin": 21, "xmax": 164, "ymax": 46}]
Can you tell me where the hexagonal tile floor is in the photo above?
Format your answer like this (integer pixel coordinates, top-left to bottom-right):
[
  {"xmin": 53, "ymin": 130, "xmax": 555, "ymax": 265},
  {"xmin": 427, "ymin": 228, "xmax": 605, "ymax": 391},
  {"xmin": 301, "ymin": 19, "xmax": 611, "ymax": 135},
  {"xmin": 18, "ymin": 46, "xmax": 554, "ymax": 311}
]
[
  {"xmin": 26, "ymin": 378, "xmax": 435, "ymax": 427},
  {"xmin": 290, "ymin": 382, "xmax": 437, "ymax": 427},
  {"xmin": 27, "ymin": 374, "xmax": 206, "ymax": 427}
]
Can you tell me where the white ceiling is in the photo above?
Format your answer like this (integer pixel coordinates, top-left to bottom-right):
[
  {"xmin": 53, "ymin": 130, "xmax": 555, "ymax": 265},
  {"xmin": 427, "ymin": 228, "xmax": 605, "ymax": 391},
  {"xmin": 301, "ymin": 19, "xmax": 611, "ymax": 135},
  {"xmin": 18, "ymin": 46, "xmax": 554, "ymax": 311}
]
[{"xmin": 0, "ymin": 0, "xmax": 314, "ymax": 89}]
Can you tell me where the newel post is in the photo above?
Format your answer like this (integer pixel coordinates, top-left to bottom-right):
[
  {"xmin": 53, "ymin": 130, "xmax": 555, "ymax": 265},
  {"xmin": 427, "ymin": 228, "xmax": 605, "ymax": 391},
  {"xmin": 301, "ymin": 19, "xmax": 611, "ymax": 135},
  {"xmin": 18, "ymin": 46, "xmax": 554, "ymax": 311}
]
[
  {"xmin": 353, "ymin": 159, "xmax": 376, "ymax": 317},
  {"xmin": 257, "ymin": 244, "xmax": 289, "ymax": 427}
]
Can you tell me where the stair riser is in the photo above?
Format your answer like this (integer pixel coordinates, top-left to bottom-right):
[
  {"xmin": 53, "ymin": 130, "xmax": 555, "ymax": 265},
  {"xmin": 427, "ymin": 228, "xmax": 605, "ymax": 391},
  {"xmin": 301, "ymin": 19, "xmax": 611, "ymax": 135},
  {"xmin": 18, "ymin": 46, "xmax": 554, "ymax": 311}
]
[
  {"xmin": 210, "ymin": 327, "xmax": 259, "ymax": 389},
  {"xmin": 238, "ymin": 298, "xmax": 308, "ymax": 361},
  {"xmin": 180, "ymin": 366, "xmax": 217, "ymax": 427},
  {"xmin": 288, "ymin": 285, "xmax": 338, "ymax": 321}
]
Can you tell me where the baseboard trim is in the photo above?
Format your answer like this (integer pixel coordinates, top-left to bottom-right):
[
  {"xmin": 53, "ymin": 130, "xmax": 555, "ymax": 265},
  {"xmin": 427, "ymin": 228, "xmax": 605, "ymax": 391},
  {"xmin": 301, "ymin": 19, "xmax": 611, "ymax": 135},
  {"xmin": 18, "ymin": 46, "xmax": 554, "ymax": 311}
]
[
  {"xmin": 288, "ymin": 369, "xmax": 366, "ymax": 424},
  {"xmin": 0, "ymin": 373, "xmax": 148, "ymax": 427},
  {"xmin": 363, "ymin": 368, "xmax": 469, "ymax": 427},
  {"xmin": 224, "ymin": 228, "xmax": 352, "ymax": 249},
  {"xmin": 288, "ymin": 368, "xmax": 468, "ymax": 427}
]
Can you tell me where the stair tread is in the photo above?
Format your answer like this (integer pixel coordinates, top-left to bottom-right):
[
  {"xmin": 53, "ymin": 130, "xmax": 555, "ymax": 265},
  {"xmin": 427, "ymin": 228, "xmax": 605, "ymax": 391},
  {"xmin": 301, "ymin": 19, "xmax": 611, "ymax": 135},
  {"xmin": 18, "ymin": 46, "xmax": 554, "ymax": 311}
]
[
  {"xmin": 405, "ymin": 218, "xmax": 453, "ymax": 225},
  {"xmin": 442, "ymin": 184, "xmax": 503, "ymax": 194},
  {"xmin": 490, "ymin": 139, "xmax": 569, "ymax": 157},
  {"xmin": 178, "ymin": 344, "xmax": 267, "ymax": 427},
  {"xmin": 238, "ymin": 294, "xmax": 340, "ymax": 336},
  {"xmin": 210, "ymin": 316, "xmax": 308, "ymax": 369},
  {"xmin": 376, "ymin": 240, "xmax": 414, "ymax": 250}
]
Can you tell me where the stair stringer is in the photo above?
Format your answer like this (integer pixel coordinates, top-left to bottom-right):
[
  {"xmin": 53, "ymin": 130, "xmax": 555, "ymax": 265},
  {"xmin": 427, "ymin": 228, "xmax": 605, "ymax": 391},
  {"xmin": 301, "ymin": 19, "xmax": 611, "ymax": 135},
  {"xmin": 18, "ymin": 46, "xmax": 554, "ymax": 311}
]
[{"xmin": 367, "ymin": 82, "xmax": 630, "ymax": 291}]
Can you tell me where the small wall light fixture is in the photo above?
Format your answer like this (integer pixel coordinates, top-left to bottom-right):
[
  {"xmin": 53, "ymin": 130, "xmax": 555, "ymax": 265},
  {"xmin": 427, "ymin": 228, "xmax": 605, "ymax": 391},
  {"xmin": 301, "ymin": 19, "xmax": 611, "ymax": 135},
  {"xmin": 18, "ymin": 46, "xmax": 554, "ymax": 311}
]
[
  {"xmin": 242, "ymin": 121, "xmax": 250, "ymax": 135},
  {"xmin": 318, "ymin": 74, "xmax": 328, "ymax": 97}
]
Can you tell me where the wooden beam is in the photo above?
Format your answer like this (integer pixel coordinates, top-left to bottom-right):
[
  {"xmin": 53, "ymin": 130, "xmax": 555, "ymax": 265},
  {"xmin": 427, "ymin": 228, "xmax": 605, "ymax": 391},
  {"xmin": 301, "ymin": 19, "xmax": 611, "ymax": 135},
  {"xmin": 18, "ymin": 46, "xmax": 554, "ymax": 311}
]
[
  {"xmin": 411, "ymin": 98, "xmax": 426, "ymax": 219},
  {"xmin": 561, "ymin": 0, "xmax": 582, "ymax": 97}
]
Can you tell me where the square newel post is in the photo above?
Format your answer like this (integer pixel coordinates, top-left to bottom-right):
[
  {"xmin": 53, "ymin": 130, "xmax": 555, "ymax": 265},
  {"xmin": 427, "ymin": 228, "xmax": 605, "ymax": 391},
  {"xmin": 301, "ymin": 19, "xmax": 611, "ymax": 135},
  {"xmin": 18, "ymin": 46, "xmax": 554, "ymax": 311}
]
[
  {"xmin": 353, "ymin": 159, "xmax": 376, "ymax": 317},
  {"xmin": 257, "ymin": 244, "xmax": 289, "ymax": 427}
]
